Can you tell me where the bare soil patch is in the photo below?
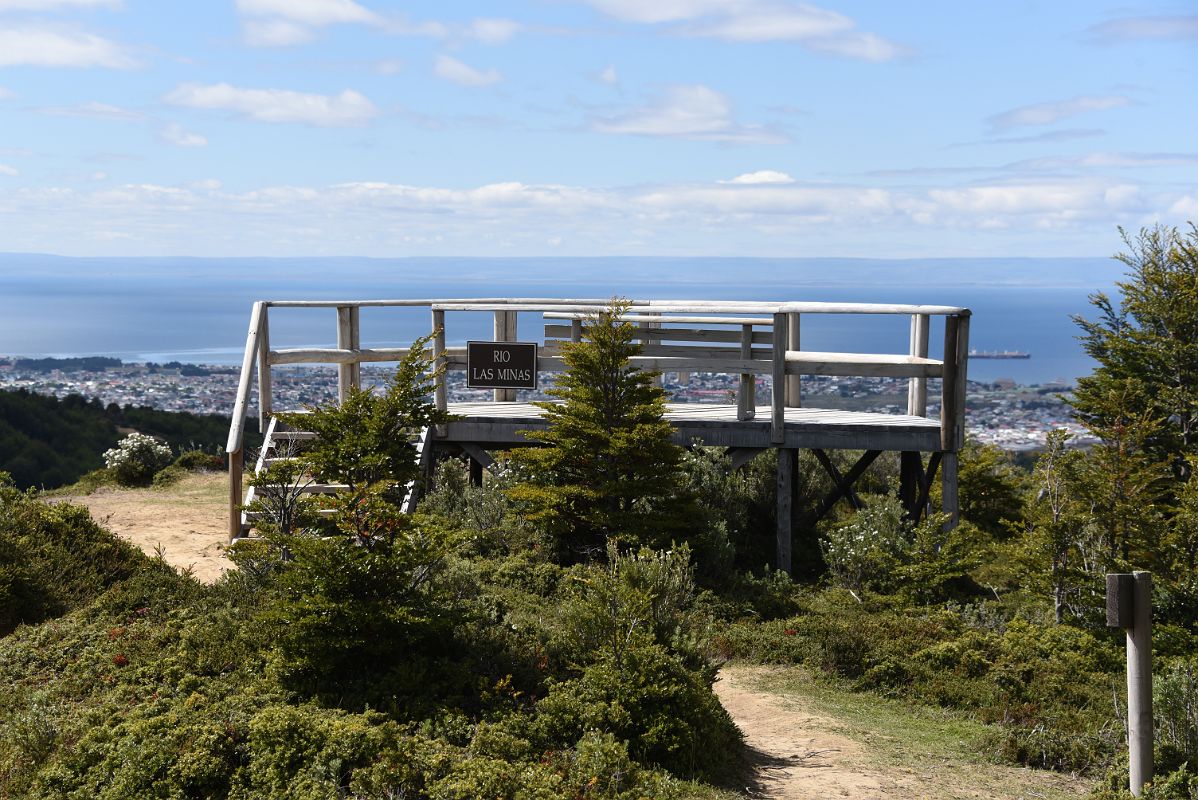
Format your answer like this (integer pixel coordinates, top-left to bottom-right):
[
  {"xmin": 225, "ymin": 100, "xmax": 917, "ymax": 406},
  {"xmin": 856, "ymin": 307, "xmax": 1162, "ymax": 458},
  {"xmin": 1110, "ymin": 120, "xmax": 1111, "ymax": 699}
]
[
  {"xmin": 58, "ymin": 472, "xmax": 231, "ymax": 582},
  {"xmin": 716, "ymin": 665, "xmax": 1091, "ymax": 800}
]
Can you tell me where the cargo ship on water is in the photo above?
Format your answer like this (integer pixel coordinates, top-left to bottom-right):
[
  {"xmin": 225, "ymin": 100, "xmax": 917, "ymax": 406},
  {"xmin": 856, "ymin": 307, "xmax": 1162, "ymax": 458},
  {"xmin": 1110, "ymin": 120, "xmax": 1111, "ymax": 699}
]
[{"xmin": 969, "ymin": 349, "xmax": 1030, "ymax": 359}]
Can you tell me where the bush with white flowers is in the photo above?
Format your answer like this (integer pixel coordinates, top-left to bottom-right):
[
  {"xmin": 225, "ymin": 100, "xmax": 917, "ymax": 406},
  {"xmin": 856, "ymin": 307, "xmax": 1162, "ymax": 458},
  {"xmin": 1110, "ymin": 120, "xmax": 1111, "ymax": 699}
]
[{"xmin": 103, "ymin": 432, "xmax": 173, "ymax": 486}]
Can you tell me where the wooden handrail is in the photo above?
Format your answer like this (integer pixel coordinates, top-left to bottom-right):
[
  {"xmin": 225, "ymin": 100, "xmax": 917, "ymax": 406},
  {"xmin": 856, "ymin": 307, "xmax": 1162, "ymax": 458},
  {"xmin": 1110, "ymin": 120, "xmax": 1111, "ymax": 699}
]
[{"xmin": 226, "ymin": 301, "xmax": 264, "ymax": 456}]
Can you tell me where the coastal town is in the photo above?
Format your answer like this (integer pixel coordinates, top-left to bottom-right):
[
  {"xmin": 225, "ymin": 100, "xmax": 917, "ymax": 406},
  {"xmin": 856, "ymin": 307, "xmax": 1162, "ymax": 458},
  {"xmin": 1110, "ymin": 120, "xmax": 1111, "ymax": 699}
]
[{"xmin": 0, "ymin": 356, "xmax": 1095, "ymax": 452}]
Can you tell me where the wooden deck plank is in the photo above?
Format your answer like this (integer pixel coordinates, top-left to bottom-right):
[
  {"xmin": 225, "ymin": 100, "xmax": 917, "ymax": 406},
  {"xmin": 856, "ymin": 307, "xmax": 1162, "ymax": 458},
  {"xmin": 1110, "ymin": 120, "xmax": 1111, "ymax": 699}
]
[{"xmin": 441, "ymin": 401, "xmax": 940, "ymax": 451}]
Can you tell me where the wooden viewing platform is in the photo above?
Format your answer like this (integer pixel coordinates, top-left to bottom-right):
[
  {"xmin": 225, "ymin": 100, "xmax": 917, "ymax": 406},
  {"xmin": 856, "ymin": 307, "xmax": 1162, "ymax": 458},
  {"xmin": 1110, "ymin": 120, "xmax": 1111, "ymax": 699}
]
[{"xmin": 226, "ymin": 298, "xmax": 970, "ymax": 573}]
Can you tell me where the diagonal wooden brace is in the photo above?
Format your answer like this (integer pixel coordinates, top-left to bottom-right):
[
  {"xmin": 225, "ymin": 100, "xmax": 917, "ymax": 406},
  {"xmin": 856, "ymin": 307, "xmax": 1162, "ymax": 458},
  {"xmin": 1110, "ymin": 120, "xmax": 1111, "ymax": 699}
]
[{"xmin": 813, "ymin": 449, "xmax": 881, "ymax": 521}]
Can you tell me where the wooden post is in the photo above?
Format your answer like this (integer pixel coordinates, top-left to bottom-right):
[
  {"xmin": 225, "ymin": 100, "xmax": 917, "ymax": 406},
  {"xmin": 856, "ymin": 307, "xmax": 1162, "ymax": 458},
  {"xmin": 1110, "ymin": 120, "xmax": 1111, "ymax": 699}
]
[
  {"xmin": 899, "ymin": 450, "xmax": 922, "ymax": 518},
  {"xmin": 907, "ymin": 313, "xmax": 929, "ymax": 416},
  {"xmin": 256, "ymin": 305, "xmax": 272, "ymax": 433},
  {"xmin": 940, "ymin": 314, "xmax": 963, "ymax": 527},
  {"xmin": 493, "ymin": 310, "xmax": 517, "ymax": 402},
  {"xmin": 571, "ymin": 318, "xmax": 582, "ymax": 343},
  {"xmin": 643, "ymin": 312, "xmax": 663, "ymax": 388},
  {"xmin": 737, "ymin": 323, "xmax": 755, "ymax": 421},
  {"xmin": 336, "ymin": 306, "xmax": 356, "ymax": 404},
  {"xmin": 771, "ymin": 312, "xmax": 787, "ymax": 444},
  {"xmin": 349, "ymin": 305, "xmax": 361, "ymax": 391},
  {"xmin": 1128, "ymin": 572, "xmax": 1154, "ymax": 796},
  {"xmin": 432, "ymin": 309, "xmax": 447, "ymax": 414},
  {"xmin": 776, "ymin": 448, "xmax": 794, "ymax": 574},
  {"xmin": 469, "ymin": 458, "xmax": 483, "ymax": 486},
  {"xmin": 785, "ymin": 312, "xmax": 801, "ymax": 407},
  {"xmin": 228, "ymin": 448, "xmax": 242, "ymax": 543}
]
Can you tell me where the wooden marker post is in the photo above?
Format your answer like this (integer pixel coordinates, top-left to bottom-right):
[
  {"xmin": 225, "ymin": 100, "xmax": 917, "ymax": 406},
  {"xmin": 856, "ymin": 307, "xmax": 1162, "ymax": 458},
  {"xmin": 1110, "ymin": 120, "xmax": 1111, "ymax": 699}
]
[{"xmin": 1107, "ymin": 571, "xmax": 1153, "ymax": 797}]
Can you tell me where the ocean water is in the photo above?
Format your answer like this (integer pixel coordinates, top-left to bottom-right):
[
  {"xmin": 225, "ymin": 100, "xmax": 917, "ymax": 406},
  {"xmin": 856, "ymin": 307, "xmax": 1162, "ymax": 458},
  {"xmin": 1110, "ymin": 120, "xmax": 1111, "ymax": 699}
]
[{"xmin": 0, "ymin": 255, "xmax": 1123, "ymax": 385}]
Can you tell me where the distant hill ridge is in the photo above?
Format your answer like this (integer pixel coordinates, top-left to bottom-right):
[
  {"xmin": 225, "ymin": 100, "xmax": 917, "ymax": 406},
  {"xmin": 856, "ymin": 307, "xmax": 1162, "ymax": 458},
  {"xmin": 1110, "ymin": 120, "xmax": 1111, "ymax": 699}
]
[{"xmin": 0, "ymin": 388, "xmax": 253, "ymax": 490}]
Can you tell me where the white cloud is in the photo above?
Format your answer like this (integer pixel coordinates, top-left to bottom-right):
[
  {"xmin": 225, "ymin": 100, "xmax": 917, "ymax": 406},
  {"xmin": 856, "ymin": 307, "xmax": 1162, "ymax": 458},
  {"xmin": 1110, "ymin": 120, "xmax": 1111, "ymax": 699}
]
[
  {"xmin": 1086, "ymin": 15, "xmax": 1198, "ymax": 43},
  {"xmin": 159, "ymin": 123, "xmax": 208, "ymax": 147},
  {"xmin": 236, "ymin": 0, "xmax": 378, "ymax": 46},
  {"xmin": 0, "ymin": 0, "xmax": 119, "ymax": 8},
  {"xmin": 598, "ymin": 64, "xmax": 619, "ymax": 85},
  {"xmin": 36, "ymin": 101, "xmax": 144, "ymax": 120},
  {"xmin": 684, "ymin": 3, "xmax": 851, "ymax": 40},
  {"xmin": 375, "ymin": 58, "xmax": 404, "ymax": 75},
  {"xmin": 0, "ymin": 173, "xmax": 1185, "ymax": 256},
  {"xmin": 720, "ymin": 170, "xmax": 795, "ymax": 184},
  {"xmin": 433, "ymin": 55, "xmax": 501, "ymax": 87},
  {"xmin": 0, "ymin": 87, "xmax": 15, "ymax": 100},
  {"xmin": 0, "ymin": 27, "xmax": 135, "ymax": 69},
  {"xmin": 988, "ymin": 95, "xmax": 1131, "ymax": 130},
  {"xmin": 582, "ymin": 0, "xmax": 730, "ymax": 24},
  {"xmin": 804, "ymin": 31, "xmax": 907, "ymax": 61},
  {"xmin": 1169, "ymin": 196, "xmax": 1198, "ymax": 217},
  {"xmin": 581, "ymin": 0, "xmax": 908, "ymax": 60},
  {"xmin": 242, "ymin": 19, "xmax": 314, "ymax": 46},
  {"xmin": 466, "ymin": 18, "xmax": 521, "ymax": 44},
  {"xmin": 235, "ymin": 0, "xmax": 377, "ymax": 26},
  {"xmin": 591, "ymin": 84, "xmax": 788, "ymax": 143},
  {"xmin": 165, "ymin": 82, "xmax": 377, "ymax": 127},
  {"xmin": 1008, "ymin": 152, "xmax": 1198, "ymax": 171},
  {"xmin": 0, "ymin": 164, "xmax": 18, "ymax": 177}
]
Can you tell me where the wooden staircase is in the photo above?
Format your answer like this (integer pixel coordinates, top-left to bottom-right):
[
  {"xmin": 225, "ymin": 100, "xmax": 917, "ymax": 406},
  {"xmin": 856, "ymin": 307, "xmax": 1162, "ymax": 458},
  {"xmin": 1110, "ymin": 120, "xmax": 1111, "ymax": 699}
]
[{"xmin": 232, "ymin": 414, "xmax": 432, "ymax": 542}]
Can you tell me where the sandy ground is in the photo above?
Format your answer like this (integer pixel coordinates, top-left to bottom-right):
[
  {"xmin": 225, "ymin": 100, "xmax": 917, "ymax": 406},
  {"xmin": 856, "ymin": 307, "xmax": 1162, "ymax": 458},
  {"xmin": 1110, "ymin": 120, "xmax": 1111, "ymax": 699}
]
[
  {"xmin": 60, "ymin": 472, "xmax": 232, "ymax": 582},
  {"xmin": 715, "ymin": 665, "xmax": 1090, "ymax": 800}
]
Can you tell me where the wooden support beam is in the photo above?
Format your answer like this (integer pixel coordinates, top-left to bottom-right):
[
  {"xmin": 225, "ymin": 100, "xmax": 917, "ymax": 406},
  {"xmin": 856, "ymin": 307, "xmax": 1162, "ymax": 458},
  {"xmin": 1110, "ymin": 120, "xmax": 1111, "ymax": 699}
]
[
  {"xmin": 813, "ymin": 449, "xmax": 882, "ymax": 521},
  {"xmin": 776, "ymin": 448, "xmax": 794, "ymax": 574},
  {"xmin": 941, "ymin": 314, "xmax": 962, "ymax": 451},
  {"xmin": 942, "ymin": 451, "xmax": 959, "ymax": 528},
  {"xmin": 228, "ymin": 448, "xmax": 243, "ymax": 543},
  {"xmin": 786, "ymin": 311, "xmax": 801, "ymax": 407},
  {"xmin": 336, "ymin": 306, "xmax": 355, "ymax": 404},
  {"xmin": 469, "ymin": 458, "xmax": 483, "ymax": 486},
  {"xmin": 737, "ymin": 323, "xmax": 756, "ymax": 421},
  {"xmin": 257, "ymin": 305, "xmax": 272, "ymax": 433},
  {"xmin": 432, "ymin": 309, "xmax": 447, "ymax": 416},
  {"xmin": 914, "ymin": 451, "xmax": 942, "ymax": 520},
  {"xmin": 771, "ymin": 312, "xmax": 787, "ymax": 444},
  {"xmin": 727, "ymin": 447, "xmax": 766, "ymax": 470},
  {"xmin": 458, "ymin": 441, "xmax": 495, "ymax": 470},
  {"xmin": 811, "ymin": 449, "xmax": 862, "ymax": 510},
  {"xmin": 492, "ymin": 310, "xmax": 518, "ymax": 402},
  {"xmin": 899, "ymin": 451, "xmax": 923, "ymax": 519},
  {"xmin": 907, "ymin": 313, "xmax": 929, "ymax": 416}
]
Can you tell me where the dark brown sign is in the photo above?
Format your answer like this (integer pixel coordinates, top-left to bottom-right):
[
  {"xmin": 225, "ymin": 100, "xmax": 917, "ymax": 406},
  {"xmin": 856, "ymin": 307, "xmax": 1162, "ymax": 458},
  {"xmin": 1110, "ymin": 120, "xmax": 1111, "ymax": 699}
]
[{"xmin": 466, "ymin": 341, "xmax": 538, "ymax": 390}]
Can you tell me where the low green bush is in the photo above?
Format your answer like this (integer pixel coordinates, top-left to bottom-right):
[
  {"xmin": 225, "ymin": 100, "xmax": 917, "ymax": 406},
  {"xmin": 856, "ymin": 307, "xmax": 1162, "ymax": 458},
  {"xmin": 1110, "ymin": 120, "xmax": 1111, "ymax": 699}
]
[
  {"xmin": 0, "ymin": 483, "xmax": 154, "ymax": 636},
  {"xmin": 102, "ymin": 432, "xmax": 173, "ymax": 487}
]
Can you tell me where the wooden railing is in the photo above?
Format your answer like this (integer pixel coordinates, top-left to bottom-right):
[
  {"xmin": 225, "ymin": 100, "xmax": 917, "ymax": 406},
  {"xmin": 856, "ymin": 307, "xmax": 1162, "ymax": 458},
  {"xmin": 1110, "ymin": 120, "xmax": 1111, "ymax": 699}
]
[{"xmin": 226, "ymin": 298, "xmax": 970, "ymax": 539}]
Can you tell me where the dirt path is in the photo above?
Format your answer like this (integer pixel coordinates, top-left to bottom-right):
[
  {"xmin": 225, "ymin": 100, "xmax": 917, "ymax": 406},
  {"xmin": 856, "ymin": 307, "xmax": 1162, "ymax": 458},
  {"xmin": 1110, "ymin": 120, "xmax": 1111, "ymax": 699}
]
[
  {"xmin": 59, "ymin": 472, "xmax": 231, "ymax": 582},
  {"xmin": 715, "ymin": 665, "xmax": 1090, "ymax": 800}
]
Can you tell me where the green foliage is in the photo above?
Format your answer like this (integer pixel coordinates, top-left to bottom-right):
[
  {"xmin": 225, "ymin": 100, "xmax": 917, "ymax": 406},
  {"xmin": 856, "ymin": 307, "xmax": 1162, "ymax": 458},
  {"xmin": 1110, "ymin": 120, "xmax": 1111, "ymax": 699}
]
[
  {"xmin": 557, "ymin": 543, "xmax": 702, "ymax": 671},
  {"xmin": 103, "ymin": 431, "xmax": 173, "ymax": 486},
  {"xmin": 262, "ymin": 516, "xmax": 459, "ymax": 711},
  {"xmin": 172, "ymin": 448, "xmax": 226, "ymax": 472},
  {"xmin": 508, "ymin": 300, "xmax": 693, "ymax": 558},
  {"xmin": 273, "ymin": 333, "xmax": 451, "ymax": 544},
  {"xmin": 956, "ymin": 437, "xmax": 1028, "ymax": 536},
  {"xmin": 1073, "ymin": 224, "xmax": 1198, "ymax": 475},
  {"xmin": 714, "ymin": 595, "xmax": 1122, "ymax": 772},
  {"xmin": 1156, "ymin": 658, "xmax": 1198, "ymax": 773},
  {"xmin": 281, "ymin": 333, "xmax": 449, "ymax": 501},
  {"xmin": 533, "ymin": 642, "xmax": 740, "ymax": 781},
  {"xmin": 0, "ymin": 482, "xmax": 154, "ymax": 636},
  {"xmin": 820, "ymin": 494, "xmax": 975, "ymax": 603},
  {"xmin": 0, "ymin": 388, "xmax": 247, "ymax": 490}
]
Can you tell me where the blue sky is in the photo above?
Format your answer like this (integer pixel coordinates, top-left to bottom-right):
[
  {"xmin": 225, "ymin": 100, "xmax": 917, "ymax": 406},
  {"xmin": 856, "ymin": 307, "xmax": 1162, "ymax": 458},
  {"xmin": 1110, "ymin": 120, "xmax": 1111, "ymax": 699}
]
[{"xmin": 0, "ymin": 0, "xmax": 1195, "ymax": 258}]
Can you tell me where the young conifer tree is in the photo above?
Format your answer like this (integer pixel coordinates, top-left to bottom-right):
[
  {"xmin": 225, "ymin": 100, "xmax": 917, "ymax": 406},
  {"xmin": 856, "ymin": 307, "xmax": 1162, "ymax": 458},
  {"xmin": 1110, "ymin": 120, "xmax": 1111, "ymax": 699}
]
[{"xmin": 509, "ymin": 300, "xmax": 691, "ymax": 560}]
